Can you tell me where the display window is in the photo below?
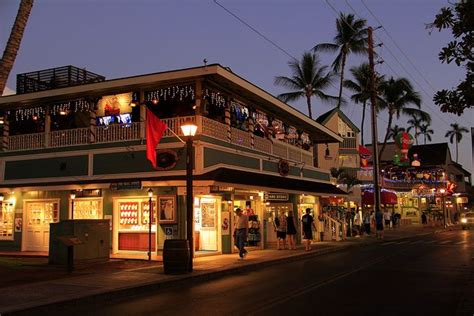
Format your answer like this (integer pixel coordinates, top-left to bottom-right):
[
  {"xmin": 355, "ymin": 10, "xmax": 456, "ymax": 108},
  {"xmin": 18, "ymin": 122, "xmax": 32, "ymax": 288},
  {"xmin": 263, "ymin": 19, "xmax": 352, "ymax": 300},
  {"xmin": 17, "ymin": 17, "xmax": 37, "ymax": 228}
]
[
  {"xmin": 234, "ymin": 198, "xmax": 262, "ymax": 248},
  {"xmin": 194, "ymin": 196, "xmax": 220, "ymax": 252},
  {"xmin": 70, "ymin": 197, "xmax": 103, "ymax": 219},
  {"xmin": 23, "ymin": 199, "xmax": 60, "ymax": 252},
  {"xmin": 0, "ymin": 198, "xmax": 15, "ymax": 240},
  {"xmin": 113, "ymin": 197, "xmax": 157, "ymax": 253}
]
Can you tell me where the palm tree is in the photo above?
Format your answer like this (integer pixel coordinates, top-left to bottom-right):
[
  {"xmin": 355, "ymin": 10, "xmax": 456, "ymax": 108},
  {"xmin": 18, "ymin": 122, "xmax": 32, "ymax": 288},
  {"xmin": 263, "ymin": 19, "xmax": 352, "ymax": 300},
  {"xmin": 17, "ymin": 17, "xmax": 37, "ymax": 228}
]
[
  {"xmin": 275, "ymin": 52, "xmax": 337, "ymax": 119},
  {"xmin": 313, "ymin": 13, "xmax": 368, "ymax": 108},
  {"xmin": 343, "ymin": 63, "xmax": 384, "ymax": 145},
  {"xmin": 388, "ymin": 124, "xmax": 406, "ymax": 141},
  {"xmin": 445, "ymin": 123, "xmax": 468, "ymax": 162},
  {"xmin": 419, "ymin": 124, "xmax": 434, "ymax": 144},
  {"xmin": 342, "ymin": 174, "xmax": 362, "ymax": 194},
  {"xmin": 0, "ymin": 0, "xmax": 34, "ymax": 96},
  {"xmin": 407, "ymin": 112, "xmax": 431, "ymax": 145},
  {"xmin": 378, "ymin": 77, "xmax": 427, "ymax": 158}
]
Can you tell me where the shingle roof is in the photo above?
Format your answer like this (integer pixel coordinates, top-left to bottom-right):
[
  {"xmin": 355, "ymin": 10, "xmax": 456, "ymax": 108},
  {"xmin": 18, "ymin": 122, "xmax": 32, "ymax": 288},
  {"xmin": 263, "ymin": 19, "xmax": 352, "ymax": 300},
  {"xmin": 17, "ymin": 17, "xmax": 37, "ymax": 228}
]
[{"xmin": 315, "ymin": 108, "xmax": 360, "ymax": 133}]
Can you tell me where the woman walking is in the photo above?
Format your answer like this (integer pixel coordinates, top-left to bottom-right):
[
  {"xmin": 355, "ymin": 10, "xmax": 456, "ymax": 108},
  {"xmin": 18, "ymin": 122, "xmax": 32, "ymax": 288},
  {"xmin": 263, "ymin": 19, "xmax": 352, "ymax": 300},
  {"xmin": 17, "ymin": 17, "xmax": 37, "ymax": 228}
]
[{"xmin": 286, "ymin": 211, "xmax": 297, "ymax": 250}]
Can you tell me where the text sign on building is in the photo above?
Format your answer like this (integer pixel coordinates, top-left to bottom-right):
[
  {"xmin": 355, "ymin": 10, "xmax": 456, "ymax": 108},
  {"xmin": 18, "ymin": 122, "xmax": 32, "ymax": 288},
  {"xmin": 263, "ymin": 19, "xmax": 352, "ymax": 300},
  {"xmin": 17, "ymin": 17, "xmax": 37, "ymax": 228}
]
[
  {"xmin": 110, "ymin": 181, "xmax": 142, "ymax": 190},
  {"xmin": 264, "ymin": 192, "xmax": 289, "ymax": 201}
]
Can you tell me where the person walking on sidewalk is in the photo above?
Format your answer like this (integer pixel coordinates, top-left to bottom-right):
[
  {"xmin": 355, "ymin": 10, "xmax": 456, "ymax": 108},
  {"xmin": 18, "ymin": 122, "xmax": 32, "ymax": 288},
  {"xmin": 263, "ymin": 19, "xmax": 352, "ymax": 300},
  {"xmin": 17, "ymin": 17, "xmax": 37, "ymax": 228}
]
[
  {"xmin": 302, "ymin": 208, "xmax": 317, "ymax": 251},
  {"xmin": 375, "ymin": 211, "xmax": 384, "ymax": 239},
  {"xmin": 274, "ymin": 210, "xmax": 287, "ymax": 250},
  {"xmin": 317, "ymin": 212, "xmax": 325, "ymax": 241},
  {"xmin": 354, "ymin": 210, "xmax": 362, "ymax": 237},
  {"xmin": 363, "ymin": 211, "xmax": 371, "ymax": 235},
  {"xmin": 286, "ymin": 210, "xmax": 297, "ymax": 250},
  {"xmin": 384, "ymin": 210, "xmax": 392, "ymax": 229},
  {"xmin": 234, "ymin": 208, "xmax": 249, "ymax": 259}
]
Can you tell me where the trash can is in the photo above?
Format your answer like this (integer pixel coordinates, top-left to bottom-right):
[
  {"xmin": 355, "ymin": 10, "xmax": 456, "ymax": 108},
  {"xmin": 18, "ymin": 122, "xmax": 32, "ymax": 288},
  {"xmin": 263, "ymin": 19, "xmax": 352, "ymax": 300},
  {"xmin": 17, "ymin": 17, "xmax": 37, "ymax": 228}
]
[{"xmin": 163, "ymin": 239, "xmax": 190, "ymax": 274}]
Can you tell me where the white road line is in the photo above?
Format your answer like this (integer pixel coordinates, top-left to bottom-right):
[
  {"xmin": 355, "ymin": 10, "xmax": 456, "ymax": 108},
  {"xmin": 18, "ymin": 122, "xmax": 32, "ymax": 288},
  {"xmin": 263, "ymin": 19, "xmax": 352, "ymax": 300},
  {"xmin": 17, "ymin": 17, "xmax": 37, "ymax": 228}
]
[
  {"xmin": 382, "ymin": 241, "xmax": 396, "ymax": 246},
  {"xmin": 439, "ymin": 240, "xmax": 451, "ymax": 244},
  {"xmin": 455, "ymin": 241, "xmax": 467, "ymax": 244},
  {"xmin": 425, "ymin": 240, "xmax": 437, "ymax": 244},
  {"xmin": 397, "ymin": 241, "xmax": 410, "ymax": 245}
]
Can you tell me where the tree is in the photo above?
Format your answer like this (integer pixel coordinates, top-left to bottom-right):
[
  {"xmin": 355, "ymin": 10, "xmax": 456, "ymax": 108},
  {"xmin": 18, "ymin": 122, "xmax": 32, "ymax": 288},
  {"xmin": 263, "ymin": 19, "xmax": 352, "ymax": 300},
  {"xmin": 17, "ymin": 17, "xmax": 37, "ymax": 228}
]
[
  {"xmin": 343, "ymin": 63, "xmax": 384, "ymax": 145},
  {"xmin": 419, "ymin": 124, "xmax": 434, "ymax": 144},
  {"xmin": 378, "ymin": 77, "xmax": 427, "ymax": 158},
  {"xmin": 387, "ymin": 124, "xmax": 405, "ymax": 141},
  {"xmin": 407, "ymin": 112, "xmax": 431, "ymax": 145},
  {"xmin": 275, "ymin": 52, "xmax": 337, "ymax": 119},
  {"xmin": 342, "ymin": 174, "xmax": 361, "ymax": 194},
  {"xmin": 313, "ymin": 13, "xmax": 368, "ymax": 108},
  {"xmin": 427, "ymin": 0, "xmax": 473, "ymax": 115},
  {"xmin": 445, "ymin": 123, "xmax": 468, "ymax": 163},
  {"xmin": 0, "ymin": 0, "xmax": 34, "ymax": 96}
]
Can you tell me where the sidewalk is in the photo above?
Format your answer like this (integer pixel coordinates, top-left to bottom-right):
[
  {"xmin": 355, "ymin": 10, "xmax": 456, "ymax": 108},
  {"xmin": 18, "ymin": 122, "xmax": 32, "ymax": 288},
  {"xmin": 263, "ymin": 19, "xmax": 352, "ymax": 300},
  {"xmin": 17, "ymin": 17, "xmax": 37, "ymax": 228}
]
[{"xmin": 0, "ymin": 225, "xmax": 443, "ymax": 315}]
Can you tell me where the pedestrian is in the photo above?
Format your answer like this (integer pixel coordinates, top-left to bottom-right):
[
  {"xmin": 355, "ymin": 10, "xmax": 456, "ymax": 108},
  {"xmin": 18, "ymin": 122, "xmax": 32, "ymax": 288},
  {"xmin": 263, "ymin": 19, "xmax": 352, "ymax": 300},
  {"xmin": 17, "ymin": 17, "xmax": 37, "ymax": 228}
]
[
  {"xmin": 375, "ymin": 211, "xmax": 384, "ymax": 239},
  {"xmin": 274, "ymin": 210, "xmax": 287, "ymax": 250},
  {"xmin": 233, "ymin": 208, "xmax": 249, "ymax": 259},
  {"xmin": 421, "ymin": 212, "xmax": 427, "ymax": 225},
  {"xmin": 363, "ymin": 211, "xmax": 371, "ymax": 235},
  {"xmin": 286, "ymin": 210, "xmax": 297, "ymax": 250},
  {"xmin": 302, "ymin": 208, "xmax": 317, "ymax": 251},
  {"xmin": 317, "ymin": 212, "xmax": 325, "ymax": 241},
  {"xmin": 384, "ymin": 210, "xmax": 392, "ymax": 229},
  {"xmin": 354, "ymin": 210, "xmax": 362, "ymax": 237}
]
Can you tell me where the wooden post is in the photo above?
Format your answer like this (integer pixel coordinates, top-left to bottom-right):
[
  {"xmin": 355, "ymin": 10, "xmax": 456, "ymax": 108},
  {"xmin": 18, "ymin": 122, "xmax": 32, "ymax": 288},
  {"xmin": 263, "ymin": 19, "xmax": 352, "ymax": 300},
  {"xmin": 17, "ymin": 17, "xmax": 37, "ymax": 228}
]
[
  {"xmin": 88, "ymin": 101, "xmax": 97, "ymax": 143},
  {"xmin": 224, "ymin": 101, "xmax": 231, "ymax": 142},
  {"xmin": 194, "ymin": 80, "xmax": 203, "ymax": 115},
  {"xmin": 248, "ymin": 115, "xmax": 255, "ymax": 148},
  {"xmin": 140, "ymin": 90, "xmax": 146, "ymax": 140},
  {"xmin": 2, "ymin": 113, "xmax": 9, "ymax": 151},
  {"xmin": 44, "ymin": 108, "xmax": 51, "ymax": 147}
]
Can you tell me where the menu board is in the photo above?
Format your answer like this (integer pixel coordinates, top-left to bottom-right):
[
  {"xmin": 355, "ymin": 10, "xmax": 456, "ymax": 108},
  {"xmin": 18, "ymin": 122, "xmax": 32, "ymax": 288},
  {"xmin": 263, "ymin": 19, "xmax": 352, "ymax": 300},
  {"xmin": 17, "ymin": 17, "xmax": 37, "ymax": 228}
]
[
  {"xmin": 141, "ymin": 201, "xmax": 157, "ymax": 225},
  {"xmin": 119, "ymin": 202, "xmax": 139, "ymax": 225}
]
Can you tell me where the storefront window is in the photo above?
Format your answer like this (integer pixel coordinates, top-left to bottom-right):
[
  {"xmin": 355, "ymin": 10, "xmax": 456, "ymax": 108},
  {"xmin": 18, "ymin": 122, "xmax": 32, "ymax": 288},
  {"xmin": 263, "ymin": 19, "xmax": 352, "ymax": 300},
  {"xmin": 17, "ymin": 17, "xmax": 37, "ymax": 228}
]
[
  {"xmin": 71, "ymin": 198, "xmax": 103, "ymax": 219},
  {"xmin": 194, "ymin": 197, "xmax": 219, "ymax": 252},
  {"xmin": 234, "ymin": 199, "xmax": 262, "ymax": 248},
  {"xmin": 0, "ymin": 200, "xmax": 15, "ymax": 240}
]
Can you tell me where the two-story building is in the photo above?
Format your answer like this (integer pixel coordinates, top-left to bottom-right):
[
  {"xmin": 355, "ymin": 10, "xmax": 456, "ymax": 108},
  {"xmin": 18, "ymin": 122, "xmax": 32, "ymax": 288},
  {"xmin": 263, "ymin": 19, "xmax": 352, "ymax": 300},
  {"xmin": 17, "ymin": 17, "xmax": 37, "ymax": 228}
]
[{"xmin": 0, "ymin": 64, "xmax": 346, "ymax": 258}]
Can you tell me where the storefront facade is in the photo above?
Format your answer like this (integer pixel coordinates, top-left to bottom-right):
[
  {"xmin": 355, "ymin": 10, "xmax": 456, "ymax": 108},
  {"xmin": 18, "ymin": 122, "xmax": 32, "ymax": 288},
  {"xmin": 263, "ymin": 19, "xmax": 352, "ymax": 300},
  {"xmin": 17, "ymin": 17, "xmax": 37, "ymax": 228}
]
[{"xmin": 0, "ymin": 64, "xmax": 345, "ymax": 257}]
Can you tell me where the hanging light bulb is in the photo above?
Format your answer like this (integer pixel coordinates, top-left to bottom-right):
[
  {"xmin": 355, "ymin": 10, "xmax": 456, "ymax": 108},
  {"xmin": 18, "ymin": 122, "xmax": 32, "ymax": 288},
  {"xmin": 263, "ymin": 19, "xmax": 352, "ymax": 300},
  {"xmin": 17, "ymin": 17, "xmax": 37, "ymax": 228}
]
[
  {"xmin": 130, "ymin": 100, "xmax": 138, "ymax": 108},
  {"xmin": 152, "ymin": 97, "xmax": 159, "ymax": 105}
]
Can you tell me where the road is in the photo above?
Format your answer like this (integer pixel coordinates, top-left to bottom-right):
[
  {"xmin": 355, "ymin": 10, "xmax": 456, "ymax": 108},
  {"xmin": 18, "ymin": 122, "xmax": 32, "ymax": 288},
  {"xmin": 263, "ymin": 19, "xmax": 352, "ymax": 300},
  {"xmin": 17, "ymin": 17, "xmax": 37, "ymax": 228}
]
[{"xmin": 46, "ymin": 229, "xmax": 474, "ymax": 316}]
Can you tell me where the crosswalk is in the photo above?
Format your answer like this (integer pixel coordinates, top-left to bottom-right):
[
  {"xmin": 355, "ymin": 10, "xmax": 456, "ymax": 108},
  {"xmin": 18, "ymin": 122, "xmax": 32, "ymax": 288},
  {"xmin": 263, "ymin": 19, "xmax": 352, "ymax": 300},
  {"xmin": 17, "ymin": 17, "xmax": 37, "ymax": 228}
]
[{"xmin": 382, "ymin": 239, "xmax": 471, "ymax": 246}]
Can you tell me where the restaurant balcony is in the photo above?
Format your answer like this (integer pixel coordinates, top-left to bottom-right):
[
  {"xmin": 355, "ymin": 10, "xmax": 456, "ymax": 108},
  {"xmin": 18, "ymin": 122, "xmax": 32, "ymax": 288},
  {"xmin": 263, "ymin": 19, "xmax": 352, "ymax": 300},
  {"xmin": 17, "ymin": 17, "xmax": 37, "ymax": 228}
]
[
  {"xmin": 340, "ymin": 137, "xmax": 357, "ymax": 149},
  {"xmin": 381, "ymin": 177, "xmax": 447, "ymax": 191},
  {"xmin": 2, "ymin": 115, "xmax": 313, "ymax": 165}
]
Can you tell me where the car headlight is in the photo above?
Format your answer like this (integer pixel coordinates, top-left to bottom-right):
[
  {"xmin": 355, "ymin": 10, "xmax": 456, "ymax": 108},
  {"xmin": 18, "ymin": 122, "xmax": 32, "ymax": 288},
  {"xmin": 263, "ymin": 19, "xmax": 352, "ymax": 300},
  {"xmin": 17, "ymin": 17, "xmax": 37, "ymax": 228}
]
[{"xmin": 461, "ymin": 218, "xmax": 467, "ymax": 223}]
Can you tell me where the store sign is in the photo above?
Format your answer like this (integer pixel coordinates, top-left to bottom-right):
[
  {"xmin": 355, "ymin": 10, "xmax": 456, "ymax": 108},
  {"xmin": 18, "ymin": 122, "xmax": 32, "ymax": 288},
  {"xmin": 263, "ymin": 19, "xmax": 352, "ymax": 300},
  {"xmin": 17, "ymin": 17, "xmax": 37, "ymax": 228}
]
[
  {"xmin": 110, "ymin": 181, "xmax": 142, "ymax": 190},
  {"xmin": 264, "ymin": 192, "xmax": 289, "ymax": 201},
  {"xmin": 76, "ymin": 189, "xmax": 102, "ymax": 197},
  {"xmin": 210, "ymin": 186, "xmax": 234, "ymax": 193},
  {"xmin": 178, "ymin": 186, "xmax": 210, "ymax": 195}
]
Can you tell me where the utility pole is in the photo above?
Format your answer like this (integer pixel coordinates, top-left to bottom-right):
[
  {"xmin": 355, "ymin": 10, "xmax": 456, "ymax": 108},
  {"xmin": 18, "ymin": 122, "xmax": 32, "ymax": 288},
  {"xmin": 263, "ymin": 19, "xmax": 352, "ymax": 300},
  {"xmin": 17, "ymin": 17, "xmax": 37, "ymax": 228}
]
[{"xmin": 368, "ymin": 26, "xmax": 381, "ymax": 215}]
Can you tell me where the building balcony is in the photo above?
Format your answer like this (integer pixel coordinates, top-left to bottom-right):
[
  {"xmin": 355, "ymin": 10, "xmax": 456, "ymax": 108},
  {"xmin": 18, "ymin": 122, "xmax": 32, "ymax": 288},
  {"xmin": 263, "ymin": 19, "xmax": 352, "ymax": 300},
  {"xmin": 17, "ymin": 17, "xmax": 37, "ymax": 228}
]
[
  {"xmin": 2, "ymin": 115, "xmax": 313, "ymax": 165},
  {"xmin": 340, "ymin": 137, "xmax": 357, "ymax": 149}
]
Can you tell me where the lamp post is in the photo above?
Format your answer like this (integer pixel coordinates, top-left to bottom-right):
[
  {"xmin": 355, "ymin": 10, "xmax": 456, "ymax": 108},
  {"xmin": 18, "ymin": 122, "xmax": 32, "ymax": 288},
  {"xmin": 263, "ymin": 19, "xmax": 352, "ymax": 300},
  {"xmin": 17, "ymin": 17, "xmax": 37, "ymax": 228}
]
[
  {"xmin": 440, "ymin": 188, "xmax": 446, "ymax": 228},
  {"xmin": 70, "ymin": 192, "xmax": 76, "ymax": 220},
  {"xmin": 180, "ymin": 120, "xmax": 197, "ymax": 272},
  {"xmin": 147, "ymin": 188, "xmax": 153, "ymax": 261},
  {"xmin": 0, "ymin": 194, "xmax": 4, "ymax": 215}
]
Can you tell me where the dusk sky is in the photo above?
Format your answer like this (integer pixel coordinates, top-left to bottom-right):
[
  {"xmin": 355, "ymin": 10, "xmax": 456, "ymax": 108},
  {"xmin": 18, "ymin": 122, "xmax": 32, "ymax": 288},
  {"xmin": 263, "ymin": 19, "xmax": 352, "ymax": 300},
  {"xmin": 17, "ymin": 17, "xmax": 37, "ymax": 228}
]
[{"xmin": 1, "ymin": 0, "xmax": 472, "ymax": 172}]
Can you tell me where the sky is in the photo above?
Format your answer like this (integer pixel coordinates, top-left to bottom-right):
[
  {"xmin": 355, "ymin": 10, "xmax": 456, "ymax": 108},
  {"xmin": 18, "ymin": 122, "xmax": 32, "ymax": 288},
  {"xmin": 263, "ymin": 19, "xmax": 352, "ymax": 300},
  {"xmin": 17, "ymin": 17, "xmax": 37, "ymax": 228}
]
[{"xmin": 0, "ymin": 0, "xmax": 472, "ymax": 172}]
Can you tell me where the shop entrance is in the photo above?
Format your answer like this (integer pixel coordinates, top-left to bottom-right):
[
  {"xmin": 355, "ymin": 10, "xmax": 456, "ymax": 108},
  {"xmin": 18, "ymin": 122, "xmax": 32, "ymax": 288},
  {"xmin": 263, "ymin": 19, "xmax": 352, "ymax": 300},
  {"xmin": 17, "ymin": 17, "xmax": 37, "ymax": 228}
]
[
  {"xmin": 194, "ymin": 197, "xmax": 220, "ymax": 253},
  {"xmin": 22, "ymin": 200, "xmax": 59, "ymax": 252},
  {"xmin": 233, "ymin": 196, "xmax": 263, "ymax": 250},
  {"xmin": 264, "ymin": 203, "xmax": 293, "ymax": 247}
]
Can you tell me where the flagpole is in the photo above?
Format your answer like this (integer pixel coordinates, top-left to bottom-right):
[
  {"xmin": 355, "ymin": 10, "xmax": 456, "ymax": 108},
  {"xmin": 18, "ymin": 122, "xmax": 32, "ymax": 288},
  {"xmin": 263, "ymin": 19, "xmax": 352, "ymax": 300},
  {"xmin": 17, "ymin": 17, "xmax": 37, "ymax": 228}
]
[{"xmin": 166, "ymin": 126, "xmax": 186, "ymax": 144}]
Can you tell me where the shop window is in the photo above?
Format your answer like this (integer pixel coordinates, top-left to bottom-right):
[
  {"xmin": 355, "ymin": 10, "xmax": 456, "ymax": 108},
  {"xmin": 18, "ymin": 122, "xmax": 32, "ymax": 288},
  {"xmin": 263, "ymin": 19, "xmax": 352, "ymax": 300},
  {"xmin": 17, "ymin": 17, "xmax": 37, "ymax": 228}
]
[
  {"xmin": 71, "ymin": 198, "xmax": 103, "ymax": 219},
  {"xmin": 194, "ymin": 197, "xmax": 219, "ymax": 252},
  {"xmin": 0, "ymin": 200, "xmax": 15, "ymax": 240}
]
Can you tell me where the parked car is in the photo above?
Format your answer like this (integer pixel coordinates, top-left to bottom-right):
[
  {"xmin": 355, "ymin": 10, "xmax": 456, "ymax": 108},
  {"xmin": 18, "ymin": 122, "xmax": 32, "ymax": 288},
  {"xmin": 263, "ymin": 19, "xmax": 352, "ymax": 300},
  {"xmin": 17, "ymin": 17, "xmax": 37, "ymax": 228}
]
[{"xmin": 460, "ymin": 212, "xmax": 474, "ymax": 230}]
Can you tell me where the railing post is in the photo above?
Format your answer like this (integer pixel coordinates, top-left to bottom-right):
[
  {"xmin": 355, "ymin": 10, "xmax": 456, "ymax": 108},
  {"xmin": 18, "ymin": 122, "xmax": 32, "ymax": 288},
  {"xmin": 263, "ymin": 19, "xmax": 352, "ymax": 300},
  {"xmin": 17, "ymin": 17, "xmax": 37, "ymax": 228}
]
[
  {"xmin": 88, "ymin": 101, "xmax": 97, "ymax": 144},
  {"xmin": 248, "ymin": 116, "xmax": 255, "ymax": 148},
  {"xmin": 139, "ymin": 90, "xmax": 146, "ymax": 140},
  {"xmin": 44, "ymin": 108, "xmax": 51, "ymax": 147},
  {"xmin": 2, "ymin": 113, "xmax": 9, "ymax": 151},
  {"xmin": 224, "ymin": 101, "xmax": 231, "ymax": 143}
]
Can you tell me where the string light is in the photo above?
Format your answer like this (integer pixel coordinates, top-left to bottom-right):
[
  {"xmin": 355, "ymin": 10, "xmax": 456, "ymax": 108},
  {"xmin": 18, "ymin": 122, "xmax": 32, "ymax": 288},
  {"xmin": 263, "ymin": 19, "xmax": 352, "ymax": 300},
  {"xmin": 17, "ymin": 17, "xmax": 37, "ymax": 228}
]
[{"xmin": 146, "ymin": 84, "xmax": 195, "ymax": 102}]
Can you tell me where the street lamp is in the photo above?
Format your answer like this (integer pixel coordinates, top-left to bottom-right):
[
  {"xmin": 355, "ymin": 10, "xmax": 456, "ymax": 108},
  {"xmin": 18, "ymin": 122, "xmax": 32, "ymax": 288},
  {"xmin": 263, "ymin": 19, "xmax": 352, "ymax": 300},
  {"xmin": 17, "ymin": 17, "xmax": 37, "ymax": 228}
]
[
  {"xmin": 440, "ymin": 188, "xmax": 446, "ymax": 228},
  {"xmin": 70, "ymin": 192, "xmax": 76, "ymax": 220},
  {"xmin": 180, "ymin": 120, "xmax": 197, "ymax": 272},
  {"xmin": 147, "ymin": 188, "xmax": 153, "ymax": 261}
]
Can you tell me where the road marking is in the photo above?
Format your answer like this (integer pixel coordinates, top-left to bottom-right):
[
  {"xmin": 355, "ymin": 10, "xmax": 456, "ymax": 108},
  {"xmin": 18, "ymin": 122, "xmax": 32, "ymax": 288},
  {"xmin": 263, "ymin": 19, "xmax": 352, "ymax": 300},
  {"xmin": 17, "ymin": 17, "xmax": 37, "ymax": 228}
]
[
  {"xmin": 439, "ymin": 240, "xmax": 451, "ymax": 244},
  {"xmin": 425, "ymin": 240, "xmax": 437, "ymax": 244},
  {"xmin": 397, "ymin": 241, "xmax": 410, "ymax": 245},
  {"xmin": 382, "ymin": 241, "xmax": 396, "ymax": 246},
  {"xmin": 410, "ymin": 240, "xmax": 423, "ymax": 244},
  {"xmin": 455, "ymin": 241, "xmax": 466, "ymax": 244}
]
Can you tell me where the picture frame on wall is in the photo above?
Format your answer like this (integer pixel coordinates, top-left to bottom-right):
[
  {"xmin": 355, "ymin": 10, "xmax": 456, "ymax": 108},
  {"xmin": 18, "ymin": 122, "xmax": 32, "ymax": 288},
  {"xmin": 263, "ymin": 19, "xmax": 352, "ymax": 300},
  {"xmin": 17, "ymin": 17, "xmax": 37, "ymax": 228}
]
[{"xmin": 158, "ymin": 196, "xmax": 177, "ymax": 224}]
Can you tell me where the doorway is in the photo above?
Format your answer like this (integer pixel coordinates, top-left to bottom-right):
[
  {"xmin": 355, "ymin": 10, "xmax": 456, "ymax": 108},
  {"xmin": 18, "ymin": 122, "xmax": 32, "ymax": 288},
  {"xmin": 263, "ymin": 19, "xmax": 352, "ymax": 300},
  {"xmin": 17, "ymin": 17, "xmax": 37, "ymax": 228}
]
[{"xmin": 22, "ymin": 199, "xmax": 59, "ymax": 252}]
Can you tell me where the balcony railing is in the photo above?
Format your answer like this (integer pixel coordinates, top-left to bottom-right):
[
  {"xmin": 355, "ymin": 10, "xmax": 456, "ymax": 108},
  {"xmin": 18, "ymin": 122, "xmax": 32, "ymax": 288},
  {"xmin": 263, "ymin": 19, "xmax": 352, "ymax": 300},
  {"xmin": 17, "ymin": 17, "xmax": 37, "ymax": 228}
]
[
  {"xmin": 340, "ymin": 137, "xmax": 356, "ymax": 149},
  {"xmin": 2, "ymin": 115, "xmax": 313, "ymax": 164}
]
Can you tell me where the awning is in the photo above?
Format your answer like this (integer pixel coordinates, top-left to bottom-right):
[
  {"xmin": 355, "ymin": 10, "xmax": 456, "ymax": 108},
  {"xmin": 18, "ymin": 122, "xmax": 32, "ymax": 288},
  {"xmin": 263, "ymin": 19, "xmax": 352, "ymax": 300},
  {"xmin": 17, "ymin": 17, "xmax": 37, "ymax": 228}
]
[
  {"xmin": 362, "ymin": 191, "xmax": 398, "ymax": 205},
  {"xmin": 198, "ymin": 168, "xmax": 347, "ymax": 196}
]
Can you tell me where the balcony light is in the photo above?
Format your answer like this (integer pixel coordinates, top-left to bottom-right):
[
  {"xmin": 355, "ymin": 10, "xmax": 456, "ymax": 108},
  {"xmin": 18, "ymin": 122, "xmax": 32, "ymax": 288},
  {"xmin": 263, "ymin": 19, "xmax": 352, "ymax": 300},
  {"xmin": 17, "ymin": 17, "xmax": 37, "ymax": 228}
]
[
  {"xmin": 59, "ymin": 110, "xmax": 67, "ymax": 116},
  {"xmin": 130, "ymin": 100, "xmax": 138, "ymax": 108},
  {"xmin": 0, "ymin": 117, "xmax": 4, "ymax": 125}
]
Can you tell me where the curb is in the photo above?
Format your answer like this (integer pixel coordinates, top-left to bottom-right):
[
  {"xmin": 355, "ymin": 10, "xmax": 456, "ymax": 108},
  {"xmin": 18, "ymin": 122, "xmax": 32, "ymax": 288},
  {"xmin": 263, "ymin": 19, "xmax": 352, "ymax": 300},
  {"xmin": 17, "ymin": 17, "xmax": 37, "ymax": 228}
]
[{"xmin": 2, "ymin": 228, "xmax": 443, "ymax": 315}]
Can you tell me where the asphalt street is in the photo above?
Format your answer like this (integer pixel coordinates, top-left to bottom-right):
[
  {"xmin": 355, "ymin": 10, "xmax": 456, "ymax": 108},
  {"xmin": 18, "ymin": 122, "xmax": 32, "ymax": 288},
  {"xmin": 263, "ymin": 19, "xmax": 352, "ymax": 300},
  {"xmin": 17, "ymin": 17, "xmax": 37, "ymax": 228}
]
[{"xmin": 45, "ymin": 229, "xmax": 474, "ymax": 316}]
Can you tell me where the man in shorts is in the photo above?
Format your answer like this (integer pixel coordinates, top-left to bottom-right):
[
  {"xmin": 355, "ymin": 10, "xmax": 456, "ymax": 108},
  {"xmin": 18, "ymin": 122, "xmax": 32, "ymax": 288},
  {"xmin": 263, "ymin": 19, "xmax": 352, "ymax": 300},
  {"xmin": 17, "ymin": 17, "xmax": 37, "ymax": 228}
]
[
  {"xmin": 302, "ymin": 208, "xmax": 317, "ymax": 251},
  {"xmin": 375, "ymin": 211, "xmax": 384, "ymax": 239}
]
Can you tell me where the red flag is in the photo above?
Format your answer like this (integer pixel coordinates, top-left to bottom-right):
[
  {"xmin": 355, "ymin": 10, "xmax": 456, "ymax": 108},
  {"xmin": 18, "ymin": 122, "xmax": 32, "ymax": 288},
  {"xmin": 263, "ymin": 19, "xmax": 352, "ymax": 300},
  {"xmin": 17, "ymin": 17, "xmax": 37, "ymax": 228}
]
[{"xmin": 146, "ymin": 108, "xmax": 168, "ymax": 168}]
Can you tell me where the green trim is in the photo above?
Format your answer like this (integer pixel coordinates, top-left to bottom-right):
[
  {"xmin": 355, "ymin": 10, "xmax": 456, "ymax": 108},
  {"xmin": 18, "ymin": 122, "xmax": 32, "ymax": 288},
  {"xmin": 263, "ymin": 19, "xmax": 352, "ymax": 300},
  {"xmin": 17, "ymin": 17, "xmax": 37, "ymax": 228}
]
[
  {"xmin": 339, "ymin": 149, "xmax": 359, "ymax": 154},
  {"xmin": 204, "ymin": 147, "xmax": 260, "ymax": 170},
  {"xmin": 262, "ymin": 161, "xmax": 278, "ymax": 173},
  {"xmin": 302, "ymin": 169, "xmax": 330, "ymax": 181}
]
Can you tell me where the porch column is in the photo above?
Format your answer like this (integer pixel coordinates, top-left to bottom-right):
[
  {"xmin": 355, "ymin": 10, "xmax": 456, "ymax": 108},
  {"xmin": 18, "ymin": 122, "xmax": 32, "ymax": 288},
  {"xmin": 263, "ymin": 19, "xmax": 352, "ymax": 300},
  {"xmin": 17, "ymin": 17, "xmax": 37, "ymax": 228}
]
[
  {"xmin": 224, "ymin": 101, "xmax": 231, "ymax": 142},
  {"xmin": 194, "ymin": 79, "xmax": 203, "ymax": 115},
  {"xmin": 2, "ymin": 113, "xmax": 9, "ymax": 151},
  {"xmin": 88, "ymin": 101, "xmax": 97, "ymax": 143},
  {"xmin": 248, "ymin": 115, "xmax": 255, "ymax": 148},
  {"xmin": 139, "ymin": 90, "xmax": 146, "ymax": 140},
  {"xmin": 44, "ymin": 108, "xmax": 51, "ymax": 147}
]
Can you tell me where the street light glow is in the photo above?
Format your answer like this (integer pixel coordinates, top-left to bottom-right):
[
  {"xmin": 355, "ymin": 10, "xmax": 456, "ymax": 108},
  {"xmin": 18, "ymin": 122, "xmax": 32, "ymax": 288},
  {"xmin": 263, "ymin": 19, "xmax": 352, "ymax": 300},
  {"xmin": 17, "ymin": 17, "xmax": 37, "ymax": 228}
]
[{"xmin": 180, "ymin": 121, "xmax": 197, "ymax": 137}]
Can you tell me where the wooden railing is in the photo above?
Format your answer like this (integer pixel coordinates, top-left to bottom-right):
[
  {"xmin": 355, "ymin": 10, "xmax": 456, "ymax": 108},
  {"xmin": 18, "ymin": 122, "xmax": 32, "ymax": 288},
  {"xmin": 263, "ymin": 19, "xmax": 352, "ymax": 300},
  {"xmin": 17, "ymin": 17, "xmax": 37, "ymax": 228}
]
[
  {"xmin": 340, "ymin": 137, "xmax": 357, "ymax": 149},
  {"xmin": 50, "ymin": 128, "xmax": 89, "ymax": 147},
  {"xmin": 3, "ymin": 116, "xmax": 314, "ymax": 166},
  {"xmin": 8, "ymin": 133, "xmax": 45, "ymax": 151},
  {"xmin": 323, "ymin": 214, "xmax": 346, "ymax": 241}
]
